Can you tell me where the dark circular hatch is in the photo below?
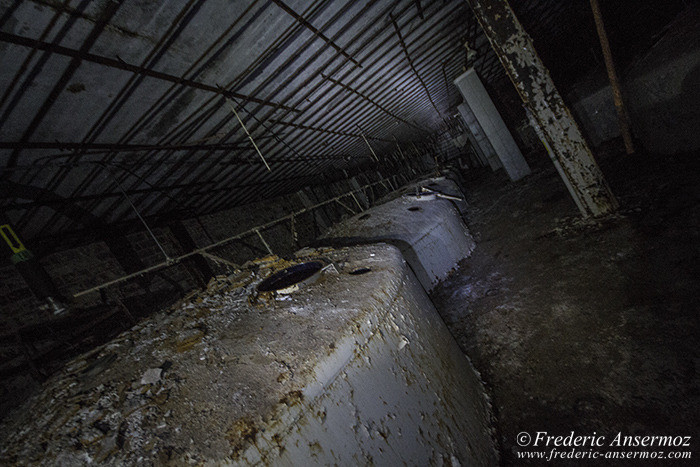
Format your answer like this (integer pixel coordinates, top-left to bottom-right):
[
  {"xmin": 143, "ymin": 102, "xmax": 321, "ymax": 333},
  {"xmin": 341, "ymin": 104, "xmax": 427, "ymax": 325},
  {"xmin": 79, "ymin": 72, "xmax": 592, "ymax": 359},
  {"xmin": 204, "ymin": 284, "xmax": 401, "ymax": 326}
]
[{"xmin": 257, "ymin": 261, "xmax": 323, "ymax": 292}]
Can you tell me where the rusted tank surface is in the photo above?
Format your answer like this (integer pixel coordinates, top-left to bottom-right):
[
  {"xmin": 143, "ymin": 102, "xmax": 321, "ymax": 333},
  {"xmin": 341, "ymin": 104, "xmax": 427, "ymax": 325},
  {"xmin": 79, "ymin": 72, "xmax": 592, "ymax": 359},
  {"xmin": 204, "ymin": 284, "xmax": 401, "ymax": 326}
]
[
  {"xmin": 322, "ymin": 179, "xmax": 475, "ymax": 291},
  {"xmin": 0, "ymin": 244, "xmax": 497, "ymax": 465}
]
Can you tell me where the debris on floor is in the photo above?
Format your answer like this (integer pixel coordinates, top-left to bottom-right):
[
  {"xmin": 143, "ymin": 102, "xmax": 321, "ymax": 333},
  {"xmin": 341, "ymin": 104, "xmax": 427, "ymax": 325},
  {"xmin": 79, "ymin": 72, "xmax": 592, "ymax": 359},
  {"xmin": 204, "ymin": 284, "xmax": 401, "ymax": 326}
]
[{"xmin": 431, "ymin": 148, "xmax": 700, "ymax": 463}]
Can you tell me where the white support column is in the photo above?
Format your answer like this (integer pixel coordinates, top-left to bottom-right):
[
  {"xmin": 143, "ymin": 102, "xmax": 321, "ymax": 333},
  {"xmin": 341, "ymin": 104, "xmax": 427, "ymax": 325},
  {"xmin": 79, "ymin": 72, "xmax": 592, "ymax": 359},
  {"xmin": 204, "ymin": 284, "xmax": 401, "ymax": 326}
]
[
  {"xmin": 455, "ymin": 69, "xmax": 532, "ymax": 181},
  {"xmin": 457, "ymin": 102, "xmax": 501, "ymax": 170}
]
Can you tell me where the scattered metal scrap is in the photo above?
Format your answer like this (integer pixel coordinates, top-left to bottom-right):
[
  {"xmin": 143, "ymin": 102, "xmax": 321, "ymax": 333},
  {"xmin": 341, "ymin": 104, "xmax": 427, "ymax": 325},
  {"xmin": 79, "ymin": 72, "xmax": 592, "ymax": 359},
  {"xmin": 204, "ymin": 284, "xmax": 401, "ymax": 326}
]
[{"xmin": 417, "ymin": 186, "xmax": 464, "ymax": 201}]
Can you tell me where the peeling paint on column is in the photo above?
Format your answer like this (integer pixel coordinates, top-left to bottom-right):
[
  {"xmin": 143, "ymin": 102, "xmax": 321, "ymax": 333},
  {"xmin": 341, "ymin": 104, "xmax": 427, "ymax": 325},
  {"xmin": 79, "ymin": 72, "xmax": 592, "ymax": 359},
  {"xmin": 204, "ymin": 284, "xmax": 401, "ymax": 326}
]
[{"xmin": 466, "ymin": 0, "xmax": 618, "ymax": 217}]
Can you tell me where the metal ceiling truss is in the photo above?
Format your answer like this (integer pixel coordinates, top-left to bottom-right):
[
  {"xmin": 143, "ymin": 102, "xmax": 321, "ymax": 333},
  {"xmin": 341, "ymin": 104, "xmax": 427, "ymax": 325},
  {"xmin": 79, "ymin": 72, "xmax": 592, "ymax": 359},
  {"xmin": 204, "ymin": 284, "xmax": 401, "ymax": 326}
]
[{"xmin": 0, "ymin": 0, "xmax": 517, "ymax": 247}]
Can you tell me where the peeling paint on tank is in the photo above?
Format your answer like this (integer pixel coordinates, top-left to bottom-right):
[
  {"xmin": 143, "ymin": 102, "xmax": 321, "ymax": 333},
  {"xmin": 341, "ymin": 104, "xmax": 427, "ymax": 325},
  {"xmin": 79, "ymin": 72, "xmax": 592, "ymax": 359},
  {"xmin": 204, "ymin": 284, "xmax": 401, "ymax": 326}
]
[
  {"xmin": 322, "ymin": 179, "xmax": 475, "ymax": 291},
  {"xmin": 0, "ymin": 244, "xmax": 497, "ymax": 465}
]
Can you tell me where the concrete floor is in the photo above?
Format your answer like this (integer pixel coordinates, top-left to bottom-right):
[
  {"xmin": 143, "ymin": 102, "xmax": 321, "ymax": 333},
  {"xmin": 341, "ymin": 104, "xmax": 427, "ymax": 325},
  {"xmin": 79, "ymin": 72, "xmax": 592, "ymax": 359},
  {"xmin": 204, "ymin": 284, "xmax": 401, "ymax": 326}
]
[{"xmin": 431, "ymin": 144, "xmax": 699, "ymax": 464}]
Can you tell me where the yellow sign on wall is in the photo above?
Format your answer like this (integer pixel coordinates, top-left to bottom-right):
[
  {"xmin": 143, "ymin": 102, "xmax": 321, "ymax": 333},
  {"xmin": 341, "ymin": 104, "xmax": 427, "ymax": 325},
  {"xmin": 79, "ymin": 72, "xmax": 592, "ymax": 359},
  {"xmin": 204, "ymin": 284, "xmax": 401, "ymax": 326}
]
[{"xmin": 0, "ymin": 224, "xmax": 27, "ymax": 254}]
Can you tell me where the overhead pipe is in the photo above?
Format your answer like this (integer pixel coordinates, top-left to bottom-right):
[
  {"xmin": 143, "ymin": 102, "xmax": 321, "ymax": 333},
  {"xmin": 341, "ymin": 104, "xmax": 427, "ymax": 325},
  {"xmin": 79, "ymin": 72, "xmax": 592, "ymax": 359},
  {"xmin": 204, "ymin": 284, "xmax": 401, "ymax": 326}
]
[{"xmin": 589, "ymin": 0, "xmax": 635, "ymax": 154}]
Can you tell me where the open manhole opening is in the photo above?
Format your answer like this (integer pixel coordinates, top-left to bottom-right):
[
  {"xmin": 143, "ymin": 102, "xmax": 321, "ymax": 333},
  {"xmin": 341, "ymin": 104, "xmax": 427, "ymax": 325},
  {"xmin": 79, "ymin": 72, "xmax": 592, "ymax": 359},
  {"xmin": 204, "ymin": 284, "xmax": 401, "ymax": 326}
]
[
  {"xmin": 408, "ymin": 206, "xmax": 421, "ymax": 212},
  {"xmin": 258, "ymin": 261, "xmax": 323, "ymax": 292},
  {"xmin": 358, "ymin": 213, "xmax": 371, "ymax": 220},
  {"xmin": 349, "ymin": 267, "xmax": 372, "ymax": 275}
]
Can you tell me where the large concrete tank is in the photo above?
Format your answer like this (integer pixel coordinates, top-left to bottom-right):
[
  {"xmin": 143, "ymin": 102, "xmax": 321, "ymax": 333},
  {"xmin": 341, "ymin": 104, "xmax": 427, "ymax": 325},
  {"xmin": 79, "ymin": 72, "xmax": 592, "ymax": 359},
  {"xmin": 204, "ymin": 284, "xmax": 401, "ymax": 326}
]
[
  {"xmin": 0, "ymin": 244, "xmax": 497, "ymax": 465},
  {"xmin": 321, "ymin": 179, "xmax": 475, "ymax": 291}
]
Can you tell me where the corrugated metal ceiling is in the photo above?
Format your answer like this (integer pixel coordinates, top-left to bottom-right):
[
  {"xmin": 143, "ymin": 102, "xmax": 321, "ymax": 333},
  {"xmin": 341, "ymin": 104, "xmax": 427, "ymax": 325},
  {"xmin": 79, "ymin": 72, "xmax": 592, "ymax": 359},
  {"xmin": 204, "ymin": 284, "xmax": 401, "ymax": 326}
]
[
  {"xmin": 1, "ymin": 0, "xmax": 659, "ymax": 247},
  {"xmin": 2, "ymin": 0, "xmax": 496, "ymax": 243}
]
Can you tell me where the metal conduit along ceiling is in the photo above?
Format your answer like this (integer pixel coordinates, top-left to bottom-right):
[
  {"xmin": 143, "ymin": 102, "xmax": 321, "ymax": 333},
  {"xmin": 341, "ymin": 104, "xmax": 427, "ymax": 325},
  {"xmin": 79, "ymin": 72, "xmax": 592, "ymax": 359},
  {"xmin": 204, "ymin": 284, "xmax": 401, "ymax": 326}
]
[{"xmin": 0, "ymin": 0, "xmax": 674, "ymax": 250}]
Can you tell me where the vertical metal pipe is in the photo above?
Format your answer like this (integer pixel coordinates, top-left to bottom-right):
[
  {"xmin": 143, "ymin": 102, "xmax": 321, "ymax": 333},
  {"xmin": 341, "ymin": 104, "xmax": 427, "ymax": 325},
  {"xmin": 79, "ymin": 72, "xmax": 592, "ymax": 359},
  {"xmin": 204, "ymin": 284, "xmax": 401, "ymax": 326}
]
[
  {"xmin": 350, "ymin": 192, "xmax": 364, "ymax": 211},
  {"xmin": 589, "ymin": 0, "xmax": 635, "ymax": 154},
  {"xmin": 225, "ymin": 98, "xmax": 272, "ymax": 172},
  {"xmin": 358, "ymin": 128, "xmax": 379, "ymax": 162},
  {"xmin": 255, "ymin": 229, "xmax": 274, "ymax": 255},
  {"xmin": 290, "ymin": 214, "xmax": 297, "ymax": 244},
  {"xmin": 100, "ymin": 164, "xmax": 171, "ymax": 262}
]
